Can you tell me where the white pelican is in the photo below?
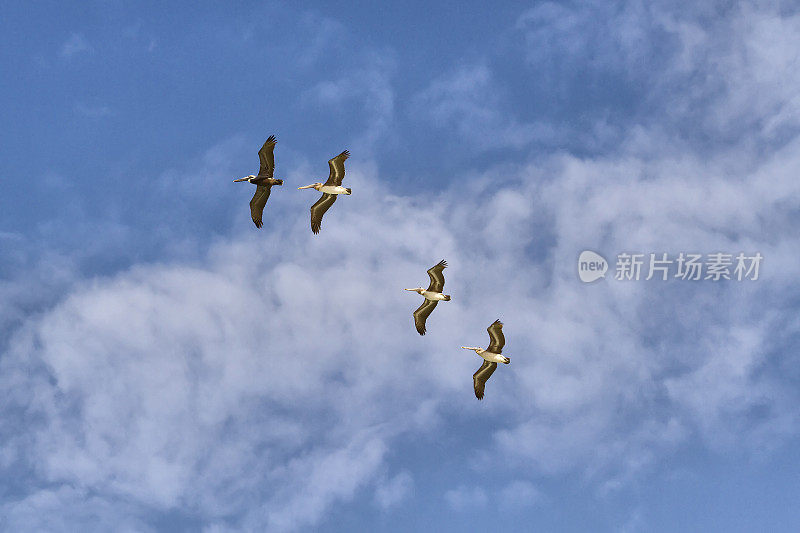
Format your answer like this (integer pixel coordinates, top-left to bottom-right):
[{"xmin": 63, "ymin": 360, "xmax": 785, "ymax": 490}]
[
  {"xmin": 462, "ymin": 320, "xmax": 509, "ymax": 400},
  {"xmin": 405, "ymin": 260, "xmax": 451, "ymax": 335},
  {"xmin": 233, "ymin": 135, "xmax": 284, "ymax": 228},
  {"xmin": 297, "ymin": 150, "xmax": 351, "ymax": 234}
]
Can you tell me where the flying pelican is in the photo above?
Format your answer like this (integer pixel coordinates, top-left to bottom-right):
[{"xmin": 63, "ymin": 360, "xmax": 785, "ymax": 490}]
[
  {"xmin": 297, "ymin": 150, "xmax": 351, "ymax": 234},
  {"xmin": 405, "ymin": 260, "xmax": 451, "ymax": 335},
  {"xmin": 233, "ymin": 135, "xmax": 284, "ymax": 228},
  {"xmin": 462, "ymin": 320, "xmax": 509, "ymax": 400}
]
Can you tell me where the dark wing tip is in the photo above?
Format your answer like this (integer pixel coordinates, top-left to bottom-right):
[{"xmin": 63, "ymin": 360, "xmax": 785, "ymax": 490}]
[
  {"xmin": 253, "ymin": 220, "xmax": 262, "ymax": 228},
  {"xmin": 415, "ymin": 313, "xmax": 426, "ymax": 335},
  {"xmin": 311, "ymin": 215, "xmax": 322, "ymax": 234},
  {"xmin": 414, "ymin": 308, "xmax": 427, "ymax": 335},
  {"xmin": 492, "ymin": 319, "xmax": 503, "ymax": 328},
  {"xmin": 265, "ymin": 135, "xmax": 277, "ymax": 144},
  {"xmin": 438, "ymin": 259, "xmax": 448, "ymax": 269},
  {"xmin": 330, "ymin": 150, "xmax": 350, "ymax": 163}
]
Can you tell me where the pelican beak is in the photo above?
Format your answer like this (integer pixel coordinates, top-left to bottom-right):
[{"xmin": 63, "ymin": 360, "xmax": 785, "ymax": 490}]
[
  {"xmin": 233, "ymin": 177, "xmax": 248, "ymax": 182},
  {"xmin": 404, "ymin": 288, "xmax": 415, "ymax": 291},
  {"xmin": 297, "ymin": 184, "xmax": 316, "ymax": 190}
]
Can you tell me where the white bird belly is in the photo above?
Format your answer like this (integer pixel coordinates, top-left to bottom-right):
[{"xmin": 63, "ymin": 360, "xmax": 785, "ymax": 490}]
[
  {"xmin": 481, "ymin": 351, "xmax": 507, "ymax": 364},
  {"xmin": 421, "ymin": 291, "xmax": 447, "ymax": 301},
  {"xmin": 320, "ymin": 185, "xmax": 350, "ymax": 195}
]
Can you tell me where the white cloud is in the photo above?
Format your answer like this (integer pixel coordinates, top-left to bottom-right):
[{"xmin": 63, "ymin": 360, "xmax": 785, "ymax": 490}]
[
  {"xmin": 302, "ymin": 53, "xmax": 395, "ymax": 152},
  {"xmin": 294, "ymin": 13, "xmax": 347, "ymax": 68},
  {"xmin": 499, "ymin": 480, "xmax": 542, "ymax": 510},
  {"xmin": 74, "ymin": 103, "xmax": 113, "ymax": 118},
  {"xmin": 0, "ymin": 231, "xmax": 22, "ymax": 241},
  {"xmin": 414, "ymin": 62, "xmax": 561, "ymax": 150},
  {"xmin": 0, "ymin": 166, "xmax": 463, "ymax": 530},
  {"xmin": 515, "ymin": 1, "xmax": 800, "ymax": 147},
  {"xmin": 59, "ymin": 33, "xmax": 92, "ymax": 58},
  {"xmin": 0, "ymin": 487, "xmax": 150, "ymax": 532},
  {"xmin": 444, "ymin": 485, "xmax": 487, "ymax": 511},
  {"xmin": 374, "ymin": 470, "xmax": 414, "ymax": 510},
  {"xmin": 2, "ymin": 134, "xmax": 798, "ymax": 528}
]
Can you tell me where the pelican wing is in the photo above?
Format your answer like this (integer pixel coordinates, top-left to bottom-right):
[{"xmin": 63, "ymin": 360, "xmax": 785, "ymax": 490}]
[
  {"xmin": 426, "ymin": 260, "xmax": 448, "ymax": 293},
  {"xmin": 257, "ymin": 135, "xmax": 277, "ymax": 178},
  {"xmin": 473, "ymin": 360, "xmax": 497, "ymax": 400},
  {"xmin": 324, "ymin": 150, "xmax": 350, "ymax": 186},
  {"xmin": 310, "ymin": 193, "xmax": 337, "ymax": 234},
  {"xmin": 413, "ymin": 299, "xmax": 439, "ymax": 335},
  {"xmin": 249, "ymin": 185, "xmax": 272, "ymax": 228},
  {"xmin": 487, "ymin": 319, "xmax": 505, "ymax": 353}
]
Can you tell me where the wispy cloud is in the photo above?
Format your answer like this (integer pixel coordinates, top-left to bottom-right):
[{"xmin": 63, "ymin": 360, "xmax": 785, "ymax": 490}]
[
  {"xmin": 499, "ymin": 480, "xmax": 542, "ymax": 510},
  {"xmin": 74, "ymin": 103, "xmax": 113, "ymax": 118},
  {"xmin": 0, "ymin": 231, "xmax": 22, "ymax": 241},
  {"xmin": 303, "ymin": 53, "xmax": 396, "ymax": 152},
  {"xmin": 59, "ymin": 33, "xmax": 92, "ymax": 59},
  {"xmin": 414, "ymin": 62, "xmax": 561, "ymax": 151},
  {"xmin": 444, "ymin": 485, "xmax": 487, "ymax": 511},
  {"xmin": 514, "ymin": 1, "xmax": 800, "ymax": 152},
  {"xmin": 374, "ymin": 470, "xmax": 414, "ymax": 510},
  {"xmin": 0, "ymin": 487, "xmax": 150, "ymax": 532}
]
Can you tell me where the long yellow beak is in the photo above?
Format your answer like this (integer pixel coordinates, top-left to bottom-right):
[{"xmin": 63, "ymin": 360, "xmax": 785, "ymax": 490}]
[{"xmin": 297, "ymin": 184, "xmax": 315, "ymax": 190}]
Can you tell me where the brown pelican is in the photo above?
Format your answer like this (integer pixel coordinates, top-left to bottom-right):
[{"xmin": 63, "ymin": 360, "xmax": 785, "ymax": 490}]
[
  {"xmin": 297, "ymin": 150, "xmax": 351, "ymax": 234},
  {"xmin": 233, "ymin": 135, "xmax": 284, "ymax": 228},
  {"xmin": 462, "ymin": 320, "xmax": 509, "ymax": 400},
  {"xmin": 405, "ymin": 260, "xmax": 451, "ymax": 335}
]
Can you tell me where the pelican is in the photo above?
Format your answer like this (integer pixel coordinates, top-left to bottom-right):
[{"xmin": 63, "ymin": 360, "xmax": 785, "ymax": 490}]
[
  {"xmin": 297, "ymin": 150, "xmax": 351, "ymax": 234},
  {"xmin": 233, "ymin": 135, "xmax": 284, "ymax": 228},
  {"xmin": 462, "ymin": 320, "xmax": 509, "ymax": 400},
  {"xmin": 405, "ymin": 260, "xmax": 451, "ymax": 335}
]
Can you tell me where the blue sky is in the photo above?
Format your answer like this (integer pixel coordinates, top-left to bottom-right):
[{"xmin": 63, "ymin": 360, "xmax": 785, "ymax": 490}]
[{"xmin": 2, "ymin": 1, "xmax": 800, "ymax": 531}]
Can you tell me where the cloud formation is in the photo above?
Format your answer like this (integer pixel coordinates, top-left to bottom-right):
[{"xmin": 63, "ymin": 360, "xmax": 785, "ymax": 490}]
[
  {"xmin": 2, "ymin": 2, "xmax": 800, "ymax": 531},
  {"xmin": 59, "ymin": 33, "xmax": 92, "ymax": 58},
  {"xmin": 2, "ymin": 130, "xmax": 799, "ymax": 529}
]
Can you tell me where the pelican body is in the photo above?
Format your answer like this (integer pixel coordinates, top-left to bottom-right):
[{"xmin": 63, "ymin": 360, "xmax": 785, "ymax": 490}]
[
  {"xmin": 233, "ymin": 135, "xmax": 284, "ymax": 228},
  {"xmin": 462, "ymin": 320, "xmax": 509, "ymax": 400},
  {"xmin": 461, "ymin": 346, "xmax": 510, "ymax": 365},
  {"xmin": 235, "ymin": 176, "xmax": 284, "ymax": 187},
  {"xmin": 409, "ymin": 289, "xmax": 450, "ymax": 302},
  {"xmin": 299, "ymin": 184, "xmax": 351, "ymax": 196},
  {"xmin": 298, "ymin": 150, "xmax": 351, "ymax": 234},
  {"xmin": 405, "ymin": 260, "xmax": 450, "ymax": 335}
]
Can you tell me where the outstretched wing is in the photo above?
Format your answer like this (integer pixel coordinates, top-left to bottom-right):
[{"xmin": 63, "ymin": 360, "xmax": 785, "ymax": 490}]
[
  {"xmin": 324, "ymin": 150, "xmax": 350, "ymax": 186},
  {"xmin": 487, "ymin": 319, "xmax": 505, "ymax": 353},
  {"xmin": 310, "ymin": 193, "xmax": 337, "ymax": 234},
  {"xmin": 249, "ymin": 185, "xmax": 272, "ymax": 228},
  {"xmin": 257, "ymin": 135, "xmax": 277, "ymax": 178},
  {"xmin": 412, "ymin": 299, "xmax": 439, "ymax": 335},
  {"xmin": 473, "ymin": 360, "xmax": 497, "ymax": 400},
  {"xmin": 426, "ymin": 260, "xmax": 448, "ymax": 293}
]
